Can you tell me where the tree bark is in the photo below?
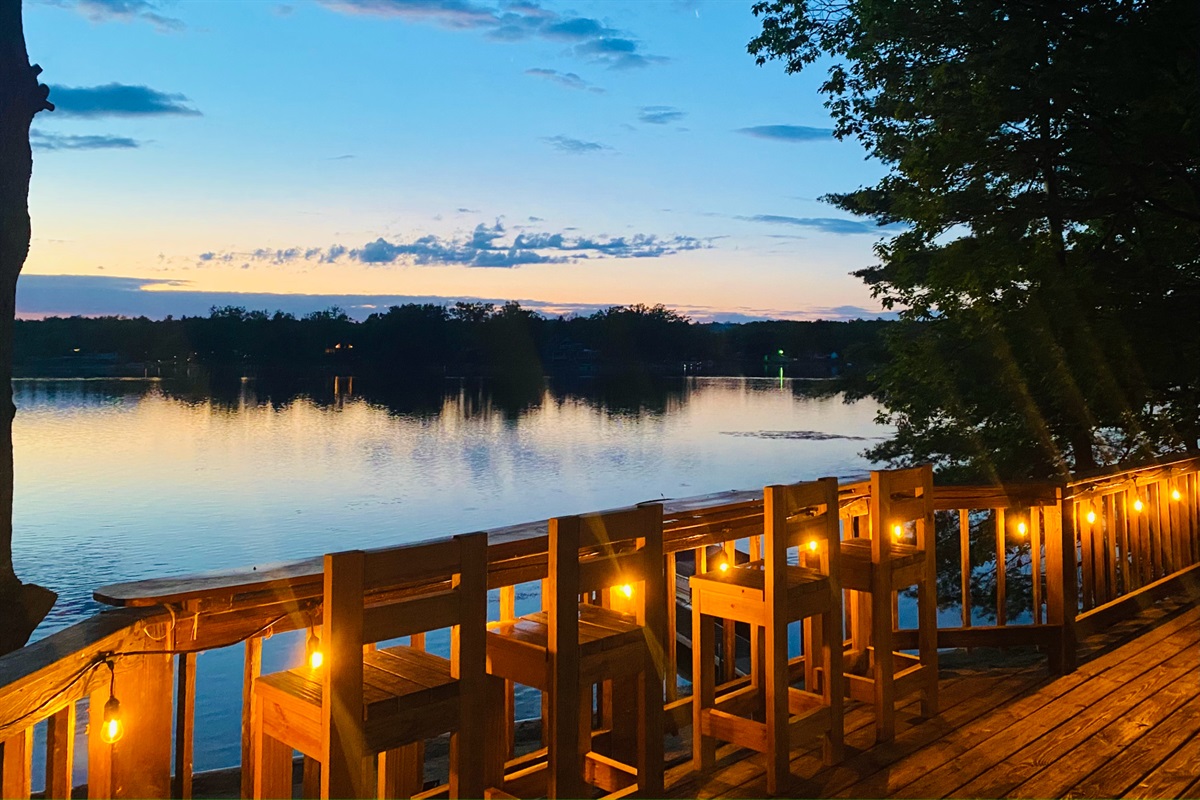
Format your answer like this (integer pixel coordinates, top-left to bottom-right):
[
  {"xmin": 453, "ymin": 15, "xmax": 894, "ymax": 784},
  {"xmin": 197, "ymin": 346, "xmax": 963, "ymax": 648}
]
[{"xmin": 0, "ymin": 0, "xmax": 56, "ymax": 655}]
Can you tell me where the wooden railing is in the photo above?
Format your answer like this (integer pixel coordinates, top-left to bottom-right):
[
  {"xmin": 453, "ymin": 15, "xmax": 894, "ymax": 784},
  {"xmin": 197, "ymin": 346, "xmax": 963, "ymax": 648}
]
[{"xmin": 1, "ymin": 460, "xmax": 1199, "ymax": 797}]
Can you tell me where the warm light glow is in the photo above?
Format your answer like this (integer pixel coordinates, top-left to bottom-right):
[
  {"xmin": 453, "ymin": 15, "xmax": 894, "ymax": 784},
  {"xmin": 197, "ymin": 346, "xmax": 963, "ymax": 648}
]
[
  {"xmin": 1017, "ymin": 521, "xmax": 1027, "ymax": 536},
  {"xmin": 892, "ymin": 524, "xmax": 903, "ymax": 538},
  {"xmin": 101, "ymin": 696, "xmax": 123, "ymax": 744},
  {"xmin": 1134, "ymin": 498, "xmax": 1144, "ymax": 513},
  {"xmin": 1172, "ymin": 489, "xmax": 1182, "ymax": 501},
  {"xmin": 808, "ymin": 540, "xmax": 819, "ymax": 552},
  {"xmin": 620, "ymin": 584, "xmax": 633, "ymax": 598},
  {"xmin": 1086, "ymin": 510, "xmax": 1096, "ymax": 524},
  {"xmin": 718, "ymin": 561, "xmax": 729, "ymax": 572},
  {"xmin": 307, "ymin": 630, "xmax": 323, "ymax": 670}
]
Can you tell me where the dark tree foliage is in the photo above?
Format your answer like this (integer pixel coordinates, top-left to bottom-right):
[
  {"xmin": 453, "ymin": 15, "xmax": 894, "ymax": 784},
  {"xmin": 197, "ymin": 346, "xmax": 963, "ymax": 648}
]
[
  {"xmin": 14, "ymin": 303, "xmax": 893, "ymax": 381},
  {"xmin": 750, "ymin": 0, "xmax": 1200, "ymax": 483}
]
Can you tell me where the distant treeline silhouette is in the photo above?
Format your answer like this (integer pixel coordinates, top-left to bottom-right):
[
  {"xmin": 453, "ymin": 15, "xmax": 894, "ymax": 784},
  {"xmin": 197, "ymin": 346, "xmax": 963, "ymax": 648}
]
[{"xmin": 14, "ymin": 301, "xmax": 891, "ymax": 379}]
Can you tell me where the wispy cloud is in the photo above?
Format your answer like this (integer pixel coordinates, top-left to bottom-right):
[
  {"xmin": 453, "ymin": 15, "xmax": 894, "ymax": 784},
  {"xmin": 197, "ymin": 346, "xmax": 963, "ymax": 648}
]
[
  {"xmin": 195, "ymin": 221, "xmax": 708, "ymax": 270},
  {"xmin": 524, "ymin": 68, "xmax": 604, "ymax": 93},
  {"xmin": 542, "ymin": 135, "xmax": 610, "ymax": 154},
  {"xmin": 42, "ymin": 0, "xmax": 184, "ymax": 30},
  {"xmin": 638, "ymin": 105, "xmax": 685, "ymax": 125},
  {"xmin": 736, "ymin": 125, "xmax": 834, "ymax": 142},
  {"xmin": 318, "ymin": 0, "xmax": 667, "ymax": 69},
  {"xmin": 48, "ymin": 83, "xmax": 201, "ymax": 118},
  {"xmin": 738, "ymin": 214, "xmax": 904, "ymax": 235},
  {"xmin": 30, "ymin": 130, "xmax": 141, "ymax": 151}
]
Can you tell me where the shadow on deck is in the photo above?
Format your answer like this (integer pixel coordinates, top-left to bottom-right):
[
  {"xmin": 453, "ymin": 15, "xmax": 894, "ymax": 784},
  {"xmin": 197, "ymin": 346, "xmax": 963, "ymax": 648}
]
[{"xmin": 664, "ymin": 595, "xmax": 1200, "ymax": 799}]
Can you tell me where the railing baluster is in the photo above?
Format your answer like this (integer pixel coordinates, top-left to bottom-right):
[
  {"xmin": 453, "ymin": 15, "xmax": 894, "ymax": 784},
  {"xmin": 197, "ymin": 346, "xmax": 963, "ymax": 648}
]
[
  {"xmin": 1080, "ymin": 500, "xmax": 1095, "ymax": 611},
  {"xmin": 1030, "ymin": 508, "xmax": 1042, "ymax": 625},
  {"xmin": 240, "ymin": 637, "xmax": 262, "ymax": 800},
  {"xmin": 173, "ymin": 649, "xmax": 196, "ymax": 799},
  {"xmin": 45, "ymin": 704, "xmax": 76, "ymax": 800},
  {"xmin": 959, "ymin": 509, "xmax": 971, "ymax": 628},
  {"xmin": 995, "ymin": 508, "xmax": 1006, "ymax": 626}
]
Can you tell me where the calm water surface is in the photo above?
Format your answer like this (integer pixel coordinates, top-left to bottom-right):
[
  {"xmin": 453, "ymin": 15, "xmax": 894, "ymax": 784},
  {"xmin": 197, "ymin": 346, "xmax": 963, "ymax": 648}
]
[{"xmin": 12, "ymin": 375, "xmax": 888, "ymax": 774}]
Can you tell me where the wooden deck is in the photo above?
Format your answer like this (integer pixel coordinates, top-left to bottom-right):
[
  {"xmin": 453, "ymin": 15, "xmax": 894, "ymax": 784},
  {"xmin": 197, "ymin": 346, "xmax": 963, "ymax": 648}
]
[{"xmin": 664, "ymin": 596, "xmax": 1200, "ymax": 799}]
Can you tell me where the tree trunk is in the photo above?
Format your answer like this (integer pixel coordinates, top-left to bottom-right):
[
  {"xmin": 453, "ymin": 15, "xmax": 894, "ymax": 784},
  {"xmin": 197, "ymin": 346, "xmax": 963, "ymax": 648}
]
[{"xmin": 0, "ymin": 0, "xmax": 56, "ymax": 655}]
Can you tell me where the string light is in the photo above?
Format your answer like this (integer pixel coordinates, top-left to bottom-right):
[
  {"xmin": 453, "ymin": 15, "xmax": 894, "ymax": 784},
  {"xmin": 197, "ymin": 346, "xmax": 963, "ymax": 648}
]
[
  {"xmin": 892, "ymin": 524, "xmax": 903, "ymax": 538},
  {"xmin": 100, "ymin": 660, "xmax": 123, "ymax": 744},
  {"xmin": 620, "ymin": 584, "xmax": 634, "ymax": 598},
  {"xmin": 717, "ymin": 561, "xmax": 729, "ymax": 572},
  {"xmin": 1086, "ymin": 509, "xmax": 1097, "ymax": 524},
  {"xmin": 1017, "ymin": 521, "xmax": 1027, "ymax": 536},
  {"xmin": 1134, "ymin": 498, "xmax": 1144, "ymax": 513},
  {"xmin": 1172, "ymin": 489, "xmax": 1182, "ymax": 501},
  {"xmin": 808, "ymin": 540, "xmax": 819, "ymax": 552},
  {"xmin": 306, "ymin": 629, "xmax": 324, "ymax": 670}
]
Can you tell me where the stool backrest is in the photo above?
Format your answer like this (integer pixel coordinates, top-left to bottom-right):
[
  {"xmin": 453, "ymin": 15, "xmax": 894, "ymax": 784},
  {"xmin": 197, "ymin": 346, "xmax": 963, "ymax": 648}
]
[
  {"xmin": 320, "ymin": 532, "xmax": 488, "ymax": 797},
  {"xmin": 869, "ymin": 464, "xmax": 935, "ymax": 562},
  {"xmin": 764, "ymin": 477, "xmax": 841, "ymax": 602}
]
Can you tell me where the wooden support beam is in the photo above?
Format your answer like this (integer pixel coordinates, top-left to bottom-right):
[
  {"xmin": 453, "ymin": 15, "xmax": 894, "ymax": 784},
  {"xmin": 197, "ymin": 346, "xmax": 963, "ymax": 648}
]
[
  {"xmin": 172, "ymin": 652, "xmax": 195, "ymax": 799},
  {"xmin": 88, "ymin": 653, "xmax": 174, "ymax": 799},
  {"xmin": 240, "ymin": 637, "xmax": 262, "ymax": 800},
  {"xmin": 1, "ymin": 727, "xmax": 32, "ymax": 800}
]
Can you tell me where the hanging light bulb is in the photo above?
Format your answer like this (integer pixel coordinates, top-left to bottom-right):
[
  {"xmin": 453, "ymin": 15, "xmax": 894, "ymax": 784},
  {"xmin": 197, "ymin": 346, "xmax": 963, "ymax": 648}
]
[
  {"xmin": 717, "ymin": 560, "xmax": 729, "ymax": 572},
  {"xmin": 620, "ymin": 583, "xmax": 633, "ymax": 598},
  {"xmin": 892, "ymin": 524, "xmax": 903, "ymax": 538},
  {"xmin": 1133, "ymin": 498, "xmax": 1144, "ymax": 513},
  {"xmin": 1017, "ymin": 521, "xmax": 1027, "ymax": 536},
  {"xmin": 1086, "ymin": 509, "xmax": 1097, "ymax": 524},
  {"xmin": 1172, "ymin": 489, "xmax": 1182, "ymax": 501},
  {"xmin": 808, "ymin": 540, "xmax": 819, "ymax": 552},
  {"xmin": 307, "ymin": 629, "xmax": 324, "ymax": 670},
  {"xmin": 101, "ymin": 660, "xmax": 124, "ymax": 744}
]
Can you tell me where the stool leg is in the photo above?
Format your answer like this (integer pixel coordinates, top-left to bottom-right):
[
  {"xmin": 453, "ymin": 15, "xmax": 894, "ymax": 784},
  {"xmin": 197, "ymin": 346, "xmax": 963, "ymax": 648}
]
[
  {"xmin": 378, "ymin": 745, "xmax": 421, "ymax": 799},
  {"xmin": 482, "ymin": 675, "xmax": 508, "ymax": 792},
  {"xmin": 254, "ymin": 731, "xmax": 293, "ymax": 799},
  {"xmin": 691, "ymin": 607, "xmax": 716, "ymax": 773},
  {"xmin": 870, "ymin": 580, "xmax": 895, "ymax": 744},
  {"xmin": 764, "ymin": 611, "xmax": 790, "ymax": 795},
  {"xmin": 610, "ymin": 674, "xmax": 638, "ymax": 765},
  {"xmin": 639, "ymin": 643, "xmax": 665, "ymax": 797},
  {"xmin": 917, "ymin": 574, "xmax": 939, "ymax": 717},
  {"xmin": 822, "ymin": 602, "xmax": 845, "ymax": 765}
]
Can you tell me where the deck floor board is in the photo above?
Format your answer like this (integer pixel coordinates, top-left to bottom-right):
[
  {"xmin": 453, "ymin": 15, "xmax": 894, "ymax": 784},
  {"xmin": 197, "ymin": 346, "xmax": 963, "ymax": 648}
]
[{"xmin": 665, "ymin": 597, "xmax": 1200, "ymax": 799}]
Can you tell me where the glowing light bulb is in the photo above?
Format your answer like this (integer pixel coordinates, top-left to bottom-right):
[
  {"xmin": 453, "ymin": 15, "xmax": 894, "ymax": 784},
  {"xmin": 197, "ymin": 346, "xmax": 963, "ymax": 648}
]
[
  {"xmin": 718, "ymin": 561, "xmax": 729, "ymax": 572},
  {"xmin": 892, "ymin": 524, "xmax": 903, "ymax": 538},
  {"xmin": 307, "ymin": 631, "xmax": 324, "ymax": 670},
  {"xmin": 1172, "ymin": 489, "xmax": 1182, "ymax": 501},
  {"xmin": 808, "ymin": 540, "xmax": 819, "ymax": 552},
  {"xmin": 1017, "ymin": 521, "xmax": 1027, "ymax": 536},
  {"xmin": 1086, "ymin": 510, "xmax": 1096, "ymax": 524},
  {"xmin": 620, "ymin": 584, "xmax": 633, "ymax": 598},
  {"xmin": 101, "ymin": 696, "xmax": 123, "ymax": 744},
  {"xmin": 1134, "ymin": 498, "xmax": 1144, "ymax": 513}
]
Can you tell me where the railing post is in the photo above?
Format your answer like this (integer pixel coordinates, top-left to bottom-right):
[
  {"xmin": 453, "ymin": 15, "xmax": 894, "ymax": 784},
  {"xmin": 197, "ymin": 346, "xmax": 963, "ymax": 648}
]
[
  {"xmin": 0, "ymin": 726, "xmax": 32, "ymax": 800},
  {"xmin": 1043, "ymin": 488, "xmax": 1077, "ymax": 674},
  {"xmin": 88, "ymin": 652, "xmax": 174, "ymax": 798}
]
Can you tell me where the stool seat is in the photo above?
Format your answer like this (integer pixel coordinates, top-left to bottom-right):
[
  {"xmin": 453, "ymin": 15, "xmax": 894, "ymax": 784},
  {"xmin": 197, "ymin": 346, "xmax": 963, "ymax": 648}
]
[
  {"xmin": 489, "ymin": 604, "xmax": 643, "ymax": 661},
  {"xmin": 256, "ymin": 646, "xmax": 461, "ymax": 757},
  {"xmin": 840, "ymin": 539, "xmax": 926, "ymax": 590},
  {"xmin": 690, "ymin": 561, "xmax": 832, "ymax": 623}
]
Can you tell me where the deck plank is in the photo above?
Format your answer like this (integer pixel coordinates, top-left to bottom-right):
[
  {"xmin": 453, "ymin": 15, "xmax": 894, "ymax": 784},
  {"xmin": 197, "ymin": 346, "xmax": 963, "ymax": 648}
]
[{"xmin": 663, "ymin": 596, "xmax": 1200, "ymax": 800}]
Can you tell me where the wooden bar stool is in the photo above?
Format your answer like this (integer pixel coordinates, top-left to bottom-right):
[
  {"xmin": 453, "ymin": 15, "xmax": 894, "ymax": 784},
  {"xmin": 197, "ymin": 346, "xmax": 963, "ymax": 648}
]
[
  {"xmin": 690, "ymin": 477, "xmax": 844, "ymax": 795},
  {"xmin": 840, "ymin": 464, "xmax": 938, "ymax": 743},
  {"xmin": 250, "ymin": 532, "xmax": 490, "ymax": 799},
  {"xmin": 485, "ymin": 505, "xmax": 666, "ymax": 799}
]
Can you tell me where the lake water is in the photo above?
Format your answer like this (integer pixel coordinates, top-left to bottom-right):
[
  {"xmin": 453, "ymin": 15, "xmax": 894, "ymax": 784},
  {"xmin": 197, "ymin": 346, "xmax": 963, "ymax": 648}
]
[{"xmin": 12, "ymin": 374, "xmax": 888, "ymax": 775}]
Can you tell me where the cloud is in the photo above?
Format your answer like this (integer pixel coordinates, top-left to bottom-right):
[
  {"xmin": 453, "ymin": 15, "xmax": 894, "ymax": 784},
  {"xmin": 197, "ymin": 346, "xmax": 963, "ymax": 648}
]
[
  {"xmin": 48, "ymin": 83, "xmax": 200, "ymax": 118},
  {"xmin": 43, "ymin": 0, "xmax": 184, "ymax": 30},
  {"xmin": 16, "ymin": 274, "xmax": 894, "ymax": 323},
  {"xmin": 319, "ymin": 0, "xmax": 666, "ymax": 69},
  {"xmin": 542, "ymin": 135, "xmax": 610, "ymax": 154},
  {"xmin": 30, "ymin": 130, "xmax": 140, "ymax": 151},
  {"xmin": 737, "ymin": 214, "xmax": 905, "ymax": 235},
  {"xmin": 195, "ymin": 221, "xmax": 709, "ymax": 270},
  {"xmin": 638, "ymin": 105, "xmax": 685, "ymax": 125},
  {"xmin": 524, "ymin": 68, "xmax": 604, "ymax": 93},
  {"xmin": 736, "ymin": 125, "xmax": 835, "ymax": 142}
]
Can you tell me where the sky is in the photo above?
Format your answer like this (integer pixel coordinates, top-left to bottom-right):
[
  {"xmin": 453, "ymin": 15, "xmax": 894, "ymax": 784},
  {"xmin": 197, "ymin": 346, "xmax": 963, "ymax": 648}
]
[{"xmin": 19, "ymin": 0, "xmax": 896, "ymax": 323}]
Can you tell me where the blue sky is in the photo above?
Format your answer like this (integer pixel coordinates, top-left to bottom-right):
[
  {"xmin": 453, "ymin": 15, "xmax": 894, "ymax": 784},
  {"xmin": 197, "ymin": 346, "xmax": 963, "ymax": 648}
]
[{"xmin": 21, "ymin": 0, "xmax": 894, "ymax": 322}]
